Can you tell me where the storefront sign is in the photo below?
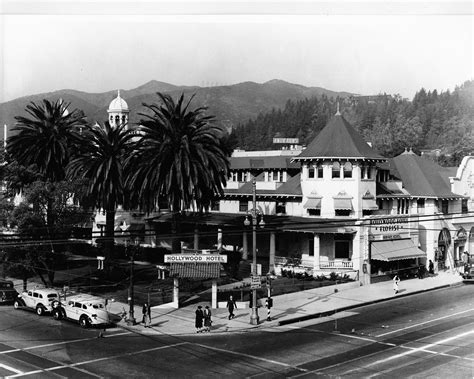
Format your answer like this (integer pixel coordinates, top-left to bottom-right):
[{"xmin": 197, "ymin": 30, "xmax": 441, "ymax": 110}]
[
  {"xmin": 164, "ymin": 254, "xmax": 227, "ymax": 263},
  {"xmin": 369, "ymin": 216, "xmax": 408, "ymax": 232}
]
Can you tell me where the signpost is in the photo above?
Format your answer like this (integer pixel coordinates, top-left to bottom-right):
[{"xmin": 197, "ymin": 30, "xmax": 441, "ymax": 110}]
[{"xmin": 250, "ymin": 275, "xmax": 261, "ymax": 289}]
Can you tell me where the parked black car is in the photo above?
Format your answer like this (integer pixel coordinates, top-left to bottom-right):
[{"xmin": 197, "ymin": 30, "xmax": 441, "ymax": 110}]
[{"xmin": 0, "ymin": 279, "xmax": 19, "ymax": 304}]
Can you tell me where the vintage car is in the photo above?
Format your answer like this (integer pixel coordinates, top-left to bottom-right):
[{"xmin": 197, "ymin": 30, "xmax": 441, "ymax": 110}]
[
  {"xmin": 461, "ymin": 267, "xmax": 474, "ymax": 283},
  {"xmin": 0, "ymin": 279, "xmax": 19, "ymax": 304},
  {"xmin": 14, "ymin": 288, "xmax": 60, "ymax": 315},
  {"xmin": 52, "ymin": 294, "xmax": 110, "ymax": 328}
]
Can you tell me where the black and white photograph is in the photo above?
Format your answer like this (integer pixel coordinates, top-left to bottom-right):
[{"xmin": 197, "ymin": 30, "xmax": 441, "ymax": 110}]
[{"xmin": 0, "ymin": 1, "xmax": 473, "ymax": 377}]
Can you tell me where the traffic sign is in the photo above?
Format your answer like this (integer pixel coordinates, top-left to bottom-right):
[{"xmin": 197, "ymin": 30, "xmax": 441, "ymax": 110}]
[{"xmin": 250, "ymin": 275, "xmax": 261, "ymax": 289}]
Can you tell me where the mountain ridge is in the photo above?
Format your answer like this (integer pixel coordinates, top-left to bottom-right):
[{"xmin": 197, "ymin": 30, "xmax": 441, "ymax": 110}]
[{"xmin": 1, "ymin": 80, "xmax": 353, "ymax": 139}]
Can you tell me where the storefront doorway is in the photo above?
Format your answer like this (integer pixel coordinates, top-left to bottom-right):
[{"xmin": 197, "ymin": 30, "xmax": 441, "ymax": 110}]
[{"xmin": 437, "ymin": 228, "xmax": 451, "ymax": 270}]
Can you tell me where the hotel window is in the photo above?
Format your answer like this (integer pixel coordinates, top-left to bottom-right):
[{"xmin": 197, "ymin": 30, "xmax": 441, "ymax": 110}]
[
  {"xmin": 332, "ymin": 162, "xmax": 341, "ymax": 178},
  {"xmin": 308, "ymin": 208, "xmax": 321, "ymax": 216},
  {"xmin": 334, "ymin": 234, "xmax": 352, "ymax": 259},
  {"xmin": 417, "ymin": 199, "xmax": 425, "ymax": 213},
  {"xmin": 335, "ymin": 209, "xmax": 350, "ymax": 216},
  {"xmin": 276, "ymin": 201, "xmax": 286, "ymax": 214},
  {"xmin": 397, "ymin": 199, "xmax": 409, "ymax": 214},
  {"xmin": 317, "ymin": 165, "xmax": 324, "ymax": 178},
  {"xmin": 343, "ymin": 162, "xmax": 352, "ymax": 178},
  {"xmin": 362, "ymin": 165, "xmax": 372, "ymax": 179},
  {"xmin": 439, "ymin": 199, "xmax": 449, "ymax": 214},
  {"xmin": 462, "ymin": 199, "xmax": 468, "ymax": 214},
  {"xmin": 308, "ymin": 166, "xmax": 315, "ymax": 179},
  {"xmin": 239, "ymin": 200, "xmax": 249, "ymax": 213}
]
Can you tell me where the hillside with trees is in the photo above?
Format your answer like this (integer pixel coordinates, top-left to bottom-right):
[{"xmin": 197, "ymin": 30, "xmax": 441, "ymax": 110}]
[{"xmin": 230, "ymin": 80, "xmax": 474, "ymax": 166}]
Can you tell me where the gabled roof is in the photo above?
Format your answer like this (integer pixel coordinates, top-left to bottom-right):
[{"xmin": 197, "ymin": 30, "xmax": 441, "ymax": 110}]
[
  {"xmin": 223, "ymin": 174, "xmax": 302, "ymax": 198},
  {"xmin": 230, "ymin": 156, "xmax": 300, "ymax": 170},
  {"xmin": 388, "ymin": 151, "xmax": 461, "ymax": 198},
  {"xmin": 294, "ymin": 114, "xmax": 385, "ymax": 161}
]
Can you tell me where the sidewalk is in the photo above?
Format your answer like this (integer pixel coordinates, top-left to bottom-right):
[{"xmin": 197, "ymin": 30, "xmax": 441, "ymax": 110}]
[{"xmin": 112, "ymin": 270, "xmax": 464, "ymax": 336}]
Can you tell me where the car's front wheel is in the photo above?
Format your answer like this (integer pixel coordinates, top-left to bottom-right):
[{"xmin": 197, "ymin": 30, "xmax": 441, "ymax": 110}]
[
  {"xmin": 79, "ymin": 315, "xmax": 90, "ymax": 328},
  {"xmin": 36, "ymin": 305, "xmax": 45, "ymax": 316},
  {"xmin": 53, "ymin": 309, "xmax": 63, "ymax": 320},
  {"xmin": 13, "ymin": 300, "xmax": 21, "ymax": 309}
]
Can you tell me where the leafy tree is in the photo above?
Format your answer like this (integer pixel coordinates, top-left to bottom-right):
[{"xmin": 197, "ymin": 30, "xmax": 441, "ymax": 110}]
[
  {"xmin": 128, "ymin": 92, "xmax": 231, "ymax": 253},
  {"xmin": 67, "ymin": 121, "xmax": 136, "ymax": 262}
]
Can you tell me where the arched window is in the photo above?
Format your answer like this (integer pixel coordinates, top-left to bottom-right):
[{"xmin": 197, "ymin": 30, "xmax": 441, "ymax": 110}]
[
  {"xmin": 343, "ymin": 162, "xmax": 352, "ymax": 178},
  {"xmin": 332, "ymin": 162, "xmax": 341, "ymax": 178},
  {"xmin": 122, "ymin": 115, "xmax": 126, "ymax": 124},
  {"xmin": 115, "ymin": 115, "xmax": 120, "ymax": 124}
]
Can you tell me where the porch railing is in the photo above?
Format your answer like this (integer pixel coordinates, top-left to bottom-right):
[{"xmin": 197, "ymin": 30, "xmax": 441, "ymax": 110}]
[
  {"xmin": 275, "ymin": 256, "xmax": 353, "ymax": 269},
  {"xmin": 320, "ymin": 260, "xmax": 353, "ymax": 269}
]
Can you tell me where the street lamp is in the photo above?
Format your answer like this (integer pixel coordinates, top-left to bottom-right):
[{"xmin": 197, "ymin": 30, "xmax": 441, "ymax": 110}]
[
  {"xmin": 244, "ymin": 178, "xmax": 265, "ymax": 325},
  {"xmin": 126, "ymin": 238, "xmax": 139, "ymax": 326}
]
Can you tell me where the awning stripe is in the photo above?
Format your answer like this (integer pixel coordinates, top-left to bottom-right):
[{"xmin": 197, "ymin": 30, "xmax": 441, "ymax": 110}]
[
  {"xmin": 169, "ymin": 263, "xmax": 221, "ymax": 278},
  {"xmin": 334, "ymin": 198, "xmax": 352, "ymax": 210},
  {"xmin": 303, "ymin": 198, "xmax": 321, "ymax": 209},
  {"xmin": 371, "ymin": 239, "xmax": 426, "ymax": 261},
  {"xmin": 362, "ymin": 198, "xmax": 379, "ymax": 210}
]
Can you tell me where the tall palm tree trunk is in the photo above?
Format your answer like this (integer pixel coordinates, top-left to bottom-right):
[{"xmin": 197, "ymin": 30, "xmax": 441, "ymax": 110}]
[{"xmin": 105, "ymin": 205, "xmax": 116, "ymax": 268}]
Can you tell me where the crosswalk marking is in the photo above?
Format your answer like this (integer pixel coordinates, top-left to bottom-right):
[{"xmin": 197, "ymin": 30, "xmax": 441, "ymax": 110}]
[{"xmin": 0, "ymin": 363, "xmax": 23, "ymax": 375}]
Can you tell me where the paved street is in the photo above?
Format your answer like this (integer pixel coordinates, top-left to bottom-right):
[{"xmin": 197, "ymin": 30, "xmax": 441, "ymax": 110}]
[{"xmin": 1, "ymin": 284, "xmax": 473, "ymax": 378}]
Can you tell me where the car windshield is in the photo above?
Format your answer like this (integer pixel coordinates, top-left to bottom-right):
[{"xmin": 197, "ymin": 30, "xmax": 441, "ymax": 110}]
[{"xmin": 92, "ymin": 304, "xmax": 104, "ymax": 309}]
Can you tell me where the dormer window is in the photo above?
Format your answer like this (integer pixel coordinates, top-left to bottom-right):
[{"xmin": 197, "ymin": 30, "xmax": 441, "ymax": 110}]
[{"xmin": 332, "ymin": 162, "xmax": 341, "ymax": 178}]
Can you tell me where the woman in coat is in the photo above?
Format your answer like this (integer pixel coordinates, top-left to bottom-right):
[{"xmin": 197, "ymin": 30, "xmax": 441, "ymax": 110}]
[
  {"xmin": 203, "ymin": 305, "xmax": 212, "ymax": 332},
  {"xmin": 195, "ymin": 305, "xmax": 204, "ymax": 333}
]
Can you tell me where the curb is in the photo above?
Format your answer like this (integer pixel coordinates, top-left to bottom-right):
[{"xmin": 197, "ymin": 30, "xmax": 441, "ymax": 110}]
[{"xmin": 277, "ymin": 281, "xmax": 462, "ymax": 326}]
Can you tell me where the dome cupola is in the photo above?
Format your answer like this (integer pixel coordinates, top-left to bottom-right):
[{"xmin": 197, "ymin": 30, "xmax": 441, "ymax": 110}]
[{"xmin": 107, "ymin": 90, "xmax": 130, "ymax": 128}]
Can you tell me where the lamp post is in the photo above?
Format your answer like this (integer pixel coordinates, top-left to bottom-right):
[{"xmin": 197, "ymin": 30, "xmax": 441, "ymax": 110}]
[
  {"xmin": 127, "ymin": 239, "xmax": 138, "ymax": 326},
  {"xmin": 244, "ymin": 178, "xmax": 265, "ymax": 325}
]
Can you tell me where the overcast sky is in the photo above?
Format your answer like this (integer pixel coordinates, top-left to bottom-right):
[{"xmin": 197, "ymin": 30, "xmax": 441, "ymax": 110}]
[{"xmin": 1, "ymin": 2, "xmax": 473, "ymax": 103}]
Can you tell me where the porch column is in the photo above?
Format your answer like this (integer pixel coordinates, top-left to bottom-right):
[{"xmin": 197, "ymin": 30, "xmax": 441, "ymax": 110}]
[
  {"xmin": 242, "ymin": 231, "xmax": 248, "ymax": 260},
  {"xmin": 173, "ymin": 278, "xmax": 179, "ymax": 308},
  {"xmin": 313, "ymin": 234, "xmax": 320, "ymax": 270},
  {"xmin": 211, "ymin": 280, "xmax": 217, "ymax": 309},
  {"xmin": 269, "ymin": 231, "xmax": 276, "ymax": 273},
  {"xmin": 193, "ymin": 228, "xmax": 199, "ymax": 250},
  {"xmin": 217, "ymin": 228, "xmax": 223, "ymax": 253}
]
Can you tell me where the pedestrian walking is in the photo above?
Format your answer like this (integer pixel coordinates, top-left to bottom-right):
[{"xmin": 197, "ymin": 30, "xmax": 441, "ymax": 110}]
[
  {"xmin": 195, "ymin": 305, "xmax": 204, "ymax": 333},
  {"xmin": 393, "ymin": 274, "xmax": 400, "ymax": 294},
  {"xmin": 226, "ymin": 295, "xmax": 236, "ymax": 320},
  {"xmin": 203, "ymin": 305, "xmax": 212, "ymax": 332},
  {"xmin": 428, "ymin": 259, "xmax": 434, "ymax": 275},
  {"xmin": 417, "ymin": 265, "xmax": 425, "ymax": 279},
  {"xmin": 142, "ymin": 302, "xmax": 151, "ymax": 328}
]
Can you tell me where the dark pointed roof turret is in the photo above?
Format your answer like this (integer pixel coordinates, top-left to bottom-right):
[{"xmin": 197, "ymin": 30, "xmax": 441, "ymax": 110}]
[{"xmin": 294, "ymin": 112, "xmax": 385, "ymax": 162}]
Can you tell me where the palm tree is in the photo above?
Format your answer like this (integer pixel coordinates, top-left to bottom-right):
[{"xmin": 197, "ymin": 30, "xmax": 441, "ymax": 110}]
[
  {"xmin": 7, "ymin": 99, "xmax": 87, "ymax": 227},
  {"xmin": 67, "ymin": 121, "xmax": 136, "ymax": 262},
  {"xmin": 127, "ymin": 92, "xmax": 231, "ymax": 253}
]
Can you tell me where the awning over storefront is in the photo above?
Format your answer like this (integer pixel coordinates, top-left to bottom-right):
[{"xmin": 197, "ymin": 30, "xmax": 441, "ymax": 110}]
[
  {"xmin": 371, "ymin": 239, "xmax": 426, "ymax": 261},
  {"xmin": 334, "ymin": 198, "xmax": 352, "ymax": 210},
  {"xmin": 362, "ymin": 198, "xmax": 379, "ymax": 210},
  {"xmin": 169, "ymin": 263, "xmax": 221, "ymax": 278},
  {"xmin": 303, "ymin": 198, "xmax": 321, "ymax": 209}
]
